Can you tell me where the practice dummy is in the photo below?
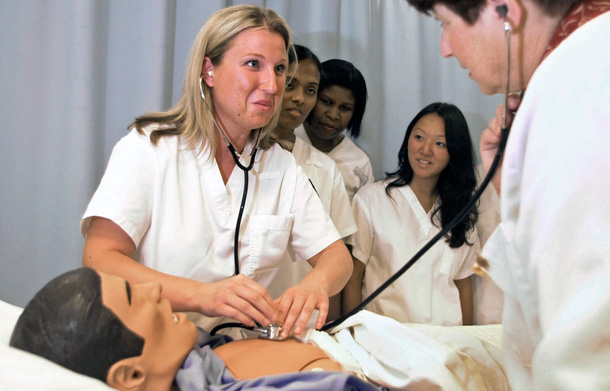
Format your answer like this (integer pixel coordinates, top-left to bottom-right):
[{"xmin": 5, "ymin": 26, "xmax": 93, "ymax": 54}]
[{"xmin": 9, "ymin": 268, "xmax": 379, "ymax": 391}]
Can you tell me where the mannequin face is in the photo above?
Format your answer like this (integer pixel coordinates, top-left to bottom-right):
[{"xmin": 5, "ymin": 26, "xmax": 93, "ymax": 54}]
[
  {"xmin": 277, "ymin": 59, "xmax": 320, "ymax": 132},
  {"xmin": 100, "ymin": 272, "xmax": 198, "ymax": 389}
]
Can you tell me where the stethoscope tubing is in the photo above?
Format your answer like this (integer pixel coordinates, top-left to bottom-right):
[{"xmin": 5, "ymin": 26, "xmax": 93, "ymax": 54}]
[
  {"xmin": 199, "ymin": 76, "xmax": 259, "ymax": 276},
  {"xmin": 231, "ymin": 144, "xmax": 257, "ymax": 276}
]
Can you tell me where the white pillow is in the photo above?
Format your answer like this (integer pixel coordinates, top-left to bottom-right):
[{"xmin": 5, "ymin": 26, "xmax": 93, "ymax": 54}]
[
  {"xmin": 0, "ymin": 299, "xmax": 115, "ymax": 391},
  {"xmin": 0, "ymin": 300, "xmax": 21, "ymax": 346}
]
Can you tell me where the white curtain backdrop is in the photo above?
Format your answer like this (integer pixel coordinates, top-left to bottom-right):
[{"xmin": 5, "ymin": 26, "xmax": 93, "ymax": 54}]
[{"xmin": 0, "ymin": 0, "xmax": 501, "ymax": 306}]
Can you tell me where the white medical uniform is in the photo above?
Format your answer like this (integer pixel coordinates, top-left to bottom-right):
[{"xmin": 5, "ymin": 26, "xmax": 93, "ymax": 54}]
[
  {"xmin": 348, "ymin": 181, "xmax": 478, "ymax": 325},
  {"xmin": 81, "ymin": 127, "xmax": 340, "ymax": 331},
  {"xmin": 481, "ymin": 12, "xmax": 610, "ymax": 391},
  {"xmin": 268, "ymin": 132, "xmax": 356, "ymax": 298},
  {"xmin": 292, "ymin": 133, "xmax": 356, "ymax": 238},
  {"xmin": 296, "ymin": 126, "xmax": 374, "ymax": 201},
  {"xmin": 472, "ymin": 165, "xmax": 503, "ymax": 325}
]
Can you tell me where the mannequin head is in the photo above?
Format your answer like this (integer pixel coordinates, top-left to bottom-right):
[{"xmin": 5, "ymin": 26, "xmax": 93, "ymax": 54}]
[{"xmin": 10, "ymin": 268, "xmax": 198, "ymax": 391}]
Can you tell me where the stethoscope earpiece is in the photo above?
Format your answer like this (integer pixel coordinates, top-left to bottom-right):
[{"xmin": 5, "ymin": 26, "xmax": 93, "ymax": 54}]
[{"xmin": 496, "ymin": 4, "xmax": 508, "ymax": 18}]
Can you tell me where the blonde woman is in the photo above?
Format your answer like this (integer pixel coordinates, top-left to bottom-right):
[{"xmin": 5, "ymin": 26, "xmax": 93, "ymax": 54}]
[{"xmin": 81, "ymin": 5, "xmax": 352, "ymax": 339}]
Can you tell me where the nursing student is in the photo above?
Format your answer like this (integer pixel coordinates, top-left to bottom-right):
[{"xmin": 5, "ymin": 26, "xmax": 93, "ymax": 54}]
[
  {"xmin": 343, "ymin": 103, "xmax": 480, "ymax": 326},
  {"xmin": 80, "ymin": 5, "xmax": 352, "ymax": 340},
  {"xmin": 297, "ymin": 59, "xmax": 374, "ymax": 201},
  {"xmin": 268, "ymin": 45, "xmax": 356, "ymax": 321}
]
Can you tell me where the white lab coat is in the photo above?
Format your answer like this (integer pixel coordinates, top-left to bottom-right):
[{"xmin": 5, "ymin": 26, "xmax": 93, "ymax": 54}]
[
  {"xmin": 81, "ymin": 127, "xmax": 340, "ymax": 331},
  {"xmin": 296, "ymin": 126, "xmax": 374, "ymax": 201},
  {"xmin": 267, "ymin": 132, "xmax": 356, "ymax": 298},
  {"xmin": 481, "ymin": 11, "xmax": 610, "ymax": 391},
  {"xmin": 348, "ymin": 182, "xmax": 478, "ymax": 325}
]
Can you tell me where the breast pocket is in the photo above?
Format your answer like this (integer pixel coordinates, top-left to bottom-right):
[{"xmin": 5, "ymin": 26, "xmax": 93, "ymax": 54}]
[{"xmin": 245, "ymin": 214, "xmax": 294, "ymax": 286}]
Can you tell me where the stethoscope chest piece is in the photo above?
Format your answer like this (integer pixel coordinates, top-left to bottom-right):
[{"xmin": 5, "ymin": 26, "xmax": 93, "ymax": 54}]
[{"xmin": 254, "ymin": 323, "xmax": 287, "ymax": 341}]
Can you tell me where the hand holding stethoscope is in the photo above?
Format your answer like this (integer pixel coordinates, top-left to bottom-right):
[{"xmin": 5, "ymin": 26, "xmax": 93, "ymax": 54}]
[
  {"xmin": 196, "ymin": 77, "xmax": 283, "ymax": 330},
  {"xmin": 480, "ymin": 93, "xmax": 521, "ymax": 195}
]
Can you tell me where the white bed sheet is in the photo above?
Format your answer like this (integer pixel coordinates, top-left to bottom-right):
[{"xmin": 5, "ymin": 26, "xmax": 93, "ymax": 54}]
[{"xmin": 316, "ymin": 311, "xmax": 510, "ymax": 391}]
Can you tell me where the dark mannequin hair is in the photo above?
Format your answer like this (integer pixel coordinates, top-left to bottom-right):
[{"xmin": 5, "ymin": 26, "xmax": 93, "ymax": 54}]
[
  {"xmin": 10, "ymin": 268, "xmax": 144, "ymax": 382},
  {"xmin": 385, "ymin": 102, "xmax": 478, "ymax": 248},
  {"xmin": 315, "ymin": 59, "xmax": 368, "ymax": 138}
]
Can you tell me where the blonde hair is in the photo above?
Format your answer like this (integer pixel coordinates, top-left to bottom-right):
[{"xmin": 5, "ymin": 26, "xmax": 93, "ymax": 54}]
[{"xmin": 130, "ymin": 5, "xmax": 292, "ymax": 153}]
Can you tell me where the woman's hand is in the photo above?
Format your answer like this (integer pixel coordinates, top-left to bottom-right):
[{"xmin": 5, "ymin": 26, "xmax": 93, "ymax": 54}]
[
  {"xmin": 275, "ymin": 239, "xmax": 352, "ymax": 338},
  {"xmin": 275, "ymin": 280, "xmax": 330, "ymax": 338},
  {"xmin": 480, "ymin": 94, "xmax": 521, "ymax": 194},
  {"xmin": 200, "ymin": 274, "xmax": 280, "ymax": 328}
]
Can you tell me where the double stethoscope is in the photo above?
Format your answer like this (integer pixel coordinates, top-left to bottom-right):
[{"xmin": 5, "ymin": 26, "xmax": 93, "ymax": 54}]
[{"xmin": 208, "ymin": 6, "xmax": 513, "ymax": 339}]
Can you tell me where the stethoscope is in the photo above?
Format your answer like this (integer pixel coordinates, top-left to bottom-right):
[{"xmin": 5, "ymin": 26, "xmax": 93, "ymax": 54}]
[
  {"xmin": 199, "ymin": 76, "xmax": 261, "ymax": 276},
  {"xmin": 212, "ymin": 6, "xmax": 513, "ymax": 339},
  {"xmin": 200, "ymin": 76, "xmax": 291, "ymax": 340}
]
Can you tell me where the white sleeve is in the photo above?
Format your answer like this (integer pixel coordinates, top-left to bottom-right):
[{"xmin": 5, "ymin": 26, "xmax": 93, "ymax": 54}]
[
  {"xmin": 80, "ymin": 129, "xmax": 154, "ymax": 247},
  {"xmin": 474, "ymin": 164, "xmax": 501, "ymax": 246},
  {"xmin": 453, "ymin": 228, "xmax": 479, "ymax": 280},
  {"xmin": 328, "ymin": 164, "xmax": 357, "ymax": 238},
  {"xmin": 347, "ymin": 190, "xmax": 374, "ymax": 265},
  {"xmin": 289, "ymin": 164, "xmax": 341, "ymax": 262},
  {"xmin": 362, "ymin": 158, "xmax": 374, "ymax": 187}
]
